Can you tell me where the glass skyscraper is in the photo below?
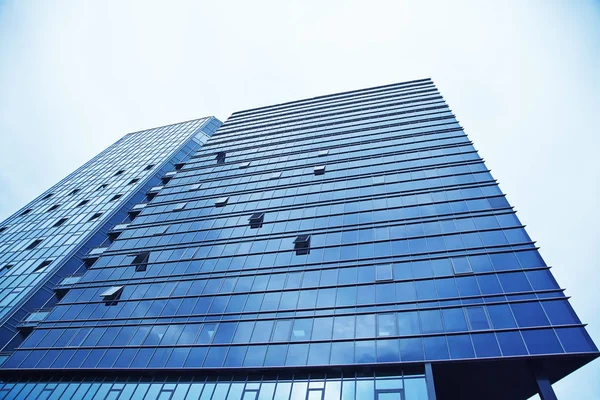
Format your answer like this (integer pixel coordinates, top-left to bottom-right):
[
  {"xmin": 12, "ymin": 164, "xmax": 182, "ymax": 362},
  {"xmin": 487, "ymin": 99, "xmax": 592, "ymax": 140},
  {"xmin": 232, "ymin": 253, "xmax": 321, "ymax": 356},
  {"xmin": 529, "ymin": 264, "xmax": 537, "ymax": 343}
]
[
  {"xmin": 0, "ymin": 79, "xmax": 596, "ymax": 399},
  {"xmin": 0, "ymin": 117, "xmax": 221, "ymax": 353}
]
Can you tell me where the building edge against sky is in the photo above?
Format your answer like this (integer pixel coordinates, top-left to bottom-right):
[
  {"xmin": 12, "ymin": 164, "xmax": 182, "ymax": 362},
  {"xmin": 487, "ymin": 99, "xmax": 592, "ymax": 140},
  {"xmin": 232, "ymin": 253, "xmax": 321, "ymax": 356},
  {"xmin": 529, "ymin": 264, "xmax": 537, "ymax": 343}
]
[
  {"xmin": 0, "ymin": 117, "xmax": 222, "ymax": 353},
  {"xmin": 0, "ymin": 79, "xmax": 596, "ymax": 400}
]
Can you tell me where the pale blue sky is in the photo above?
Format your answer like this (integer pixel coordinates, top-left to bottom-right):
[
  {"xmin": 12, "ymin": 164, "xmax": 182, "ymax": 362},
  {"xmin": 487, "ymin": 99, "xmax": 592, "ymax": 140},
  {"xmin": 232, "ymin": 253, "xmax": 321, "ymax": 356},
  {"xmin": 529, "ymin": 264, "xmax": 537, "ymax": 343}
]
[{"xmin": 0, "ymin": 1, "xmax": 599, "ymax": 398}]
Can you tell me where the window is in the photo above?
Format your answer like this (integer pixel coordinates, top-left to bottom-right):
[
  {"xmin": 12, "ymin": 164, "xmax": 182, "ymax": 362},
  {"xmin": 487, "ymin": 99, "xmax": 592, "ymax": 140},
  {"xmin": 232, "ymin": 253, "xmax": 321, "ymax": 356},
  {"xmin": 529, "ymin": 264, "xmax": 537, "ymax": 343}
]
[
  {"xmin": 242, "ymin": 389, "xmax": 259, "ymax": 400},
  {"xmin": 145, "ymin": 164, "xmax": 155, "ymax": 170},
  {"xmin": 25, "ymin": 239, "xmax": 43, "ymax": 250},
  {"xmin": 100, "ymin": 286, "xmax": 124, "ymax": 305},
  {"xmin": 34, "ymin": 259, "xmax": 53, "ymax": 272},
  {"xmin": 150, "ymin": 185, "xmax": 162, "ymax": 192},
  {"xmin": 42, "ymin": 193, "xmax": 54, "ymax": 200},
  {"xmin": 1, "ymin": 264, "xmax": 13, "ymax": 273},
  {"xmin": 466, "ymin": 306, "xmax": 491, "ymax": 330},
  {"xmin": 20, "ymin": 208, "xmax": 32, "ymax": 216},
  {"xmin": 318, "ymin": 150, "xmax": 329, "ymax": 156},
  {"xmin": 314, "ymin": 166, "xmax": 326, "ymax": 175},
  {"xmin": 451, "ymin": 257, "xmax": 473, "ymax": 275},
  {"xmin": 215, "ymin": 197, "xmax": 229, "ymax": 207},
  {"xmin": 129, "ymin": 178, "xmax": 140, "ymax": 185},
  {"xmin": 69, "ymin": 189, "xmax": 80, "ymax": 196},
  {"xmin": 249, "ymin": 212, "xmax": 265, "ymax": 229},
  {"xmin": 174, "ymin": 163, "xmax": 184, "ymax": 170},
  {"xmin": 172, "ymin": 202, "xmax": 187, "ymax": 211},
  {"xmin": 373, "ymin": 176, "xmax": 385, "ymax": 184},
  {"xmin": 114, "ymin": 169, "xmax": 125, "ymax": 176},
  {"xmin": 152, "ymin": 226, "xmax": 168, "ymax": 236},
  {"xmin": 53, "ymin": 217, "xmax": 68, "ymax": 227},
  {"xmin": 147, "ymin": 186, "xmax": 162, "ymax": 200},
  {"xmin": 47, "ymin": 204, "xmax": 60, "ymax": 212},
  {"xmin": 188, "ymin": 184, "xmax": 201, "ymax": 191},
  {"xmin": 89, "ymin": 212, "xmax": 102, "ymax": 221},
  {"xmin": 110, "ymin": 194, "xmax": 123, "ymax": 202},
  {"xmin": 215, "ymin": 151, "xmax": 226, "ymax": 164},
  {"xmin": 162, "ymin": 171, "xmax": 176, "ymax": 183},
  {"xmin": 270, "ymin": 172, "xmax": 282, "ymax": 179},
  {"xmin": 376, "ymin": 264, "xmax": 394, "ymax": 281},
  {"xmin": 77, "ymin": 199, "xmax": 90, "ymax": 207},
  {"xmin": 97, "ymin": 183, "xmax": 108, "ymax": 190},
  {"xmin": 239, "ymin": 162, "xmax": 251, "ymax": 169},
  {"xmin": 294, "ymin": 235, "xmax": 311, "ymax": 255},
  {"xmin": 375, "ymin": 389, "xmax": 404, "ymax": 400},
  {"xmin": 0, "ymin": 226, "xmax": 8, "ymax": 234},
  {"xmin": 131, "ymin": 251, "xmax": 150, "ymax": 271}
]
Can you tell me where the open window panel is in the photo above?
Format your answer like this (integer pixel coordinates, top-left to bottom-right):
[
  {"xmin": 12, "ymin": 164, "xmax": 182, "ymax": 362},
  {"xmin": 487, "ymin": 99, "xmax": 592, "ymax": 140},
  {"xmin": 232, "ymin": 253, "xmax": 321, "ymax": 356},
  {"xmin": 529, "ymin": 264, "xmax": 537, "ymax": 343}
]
[
  {"xmin": 294, "ymin": 234, "xmax": 311, "ymax": 255},
  {"xmin": 215, "ymin": 197, "xmax": 229, "ymax": 207},
  {"xmin": 100, "ymin": 286, "xmax": 124, "ymax": 306},
  {"xmin": 313, "ymin": 165, "xmax": 326, "ymax": 175},
  {"xmin": 34, "ymin": 259, "xmax": 54, "ymax": 273},
  {"xmin": 131, "ymin": 251, "xmax": 150, "ymax": 272},
  {"xmin": 249, "ymin": 212, "xmax": 265, "ymax": 229},
  {"xmin": 171, "ymin": 202, "xmax": 187, "ymax": 212},
  {"xmin": 215, "ymin": 151, "xmax": 226, "ymax": 164},
  {"xmin": 375, "ymin": 264, "xmax": 394, "ymax": 281}
]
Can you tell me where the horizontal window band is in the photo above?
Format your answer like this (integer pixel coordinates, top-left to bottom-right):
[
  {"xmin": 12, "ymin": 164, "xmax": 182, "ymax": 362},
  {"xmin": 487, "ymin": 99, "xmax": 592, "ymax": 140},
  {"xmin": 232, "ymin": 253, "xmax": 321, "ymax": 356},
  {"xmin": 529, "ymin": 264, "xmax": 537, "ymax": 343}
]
[
  {"xmin": 18, "ymin": 322, "xmax": 583, "ymax": 352},
  {"xmin": 135, "ymin": 161, "xmax": 487, "ymax": 223},
  {"xmin": 46, "ymin": 285, "xmax": 562, "ymax": 326}
]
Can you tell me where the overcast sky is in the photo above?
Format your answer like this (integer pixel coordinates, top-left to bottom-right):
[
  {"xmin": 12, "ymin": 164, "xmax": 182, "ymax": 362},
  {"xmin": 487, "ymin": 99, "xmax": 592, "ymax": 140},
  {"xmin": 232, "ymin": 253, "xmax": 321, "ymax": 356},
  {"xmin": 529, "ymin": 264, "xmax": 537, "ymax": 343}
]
[{"xmin": 0, "ymin": 1, "xmax": 599, "ymax": 398}]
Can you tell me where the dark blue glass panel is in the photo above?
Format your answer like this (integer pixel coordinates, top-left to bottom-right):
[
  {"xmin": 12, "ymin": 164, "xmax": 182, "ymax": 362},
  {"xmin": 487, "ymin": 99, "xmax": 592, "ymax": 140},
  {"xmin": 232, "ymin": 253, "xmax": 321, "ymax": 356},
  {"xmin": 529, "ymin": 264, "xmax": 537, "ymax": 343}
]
[
  {"xmin": 541, "ymin": 300, "xmax": 580, "ymax": 325},
  {"xmin": 442, "ymin": 308, "xmax": 468, "ymax": 332},
  {"xmin": 166, "ymin": 347, "xmax": 191, "ymax": 368},
  {"xmin": 307, "ymin": 342, "xmax": 331, "ymax": 365},
  {"xmin": 466, "ymin": 307, "xmax": 490, "ymax": 330},
  {"xmin": 424, "ymin": 336, "xmax": 450, "ymax": 360},
  {"xmin": 397, "ymin": 311, "xmax": 420, "ymax": 335},
  {"xmin": 356, "ymin": 314, "xmax": 376, "ymax": 338},
  {"xmin": 244, "ymin": 345, "xmax": 267, "ymax": 367},
  {"xmin": 184, "ymin": 347, "xmax": 208, "ymax": 368},
  {"xmin": 471, "ymin": 333, "xmax": 501, "ymax": 357},
  {"xmin": 114, "ymin": 348, "xmax": 138, "ymax": 368},
  {"xmin": 556, "ymin": 327, "xmax": 598, "ymax": 353},
  {"xmin": 399, "ymin": 338, "xmax": 424, "ymax": 361},
  {"xmin": 355, "ymin": 340, "xmax": 376, "ymax": 364},
  {"xmin": 511, "ymin": 302, "xmax": 549, "ymax": 327},
  {"xmin": 420, "ymin": 310, "xmax": 444, "ymax": 334},
  {"xmin": 496, "ymin": 331, "xmax": 528, "ymax": 356},
  {"xmin": 330, "ymin": 342, "xmax": 354, "ymax": 364},
  {"xmin": 498, "ymin": 272, "xmax": 532, "ymax": 293},
  {"xmin": 97, "ymin": 349, "xmax": 121, "ymax": 368},
  {"xmin": 448, "ymin": 334, "xmax": 475, "ymax": 359},
  {"xmin": 213, "ymin": 322, "xmax": 237, "ymax": 344},
  {"xmin": 522, "ymin": 329, "xmax": 563, "ymax": 355},
  {"xmin": 204, "ymin": 346, "xmax": 227, "ymax": 367},
  {"xmin": 377, "ymin": 339, "xmax": 400, "ymax": 362},
  {"xmin": 264, "ymin": 344, "xmax": 287, "ymax": 366},
  {"xmin": 148, "ymin": 348, "xmax": 172, "ymax": 368},
  {"xmin": 285, "ymin": 344, "xmax": 309, "ymax": 366},
  {"xmin": 3, "ymin": 351, "xmax": 30, "ymax": 368}
]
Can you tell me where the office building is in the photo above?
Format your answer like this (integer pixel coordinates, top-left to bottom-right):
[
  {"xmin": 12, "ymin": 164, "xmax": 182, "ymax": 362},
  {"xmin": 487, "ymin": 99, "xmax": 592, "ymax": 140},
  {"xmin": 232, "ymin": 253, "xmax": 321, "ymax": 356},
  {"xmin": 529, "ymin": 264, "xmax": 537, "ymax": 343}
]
[
  {"xmin": 0, "ymin": 79, "xmax": 596, "ymax": 399},
  {"xmin": 0, "ymin": 117, "xmax": 221, "ymax": 352}
]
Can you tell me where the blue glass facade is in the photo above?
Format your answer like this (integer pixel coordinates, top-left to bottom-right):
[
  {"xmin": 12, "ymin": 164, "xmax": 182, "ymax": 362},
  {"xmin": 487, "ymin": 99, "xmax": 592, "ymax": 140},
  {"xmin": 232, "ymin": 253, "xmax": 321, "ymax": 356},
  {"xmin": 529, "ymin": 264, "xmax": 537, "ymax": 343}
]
[
  {"xmin": 0, "ymin": 79, "xmax": 595, "ymax": 399},
  {"xmin": 0, "ymin": 117, "xmax": 220, "ymax": 353}
]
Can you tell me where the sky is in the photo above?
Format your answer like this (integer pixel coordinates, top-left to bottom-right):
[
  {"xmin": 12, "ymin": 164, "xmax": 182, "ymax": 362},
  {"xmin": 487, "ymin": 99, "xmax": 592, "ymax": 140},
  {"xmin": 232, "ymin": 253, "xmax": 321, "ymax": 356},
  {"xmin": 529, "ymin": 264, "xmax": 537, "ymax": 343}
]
[{"xmin": 0, "ymin": 0, "xmax": 599, "ymax": 398}]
